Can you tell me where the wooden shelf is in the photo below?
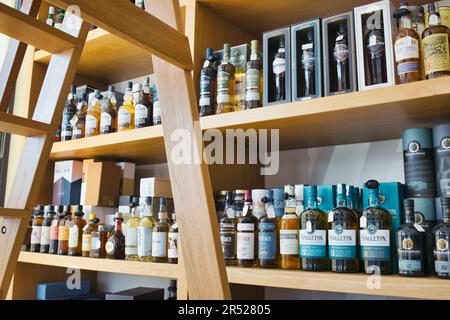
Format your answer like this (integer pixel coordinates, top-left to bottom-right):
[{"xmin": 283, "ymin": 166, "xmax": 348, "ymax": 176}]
[{"xmin": 34, "ymin": 28, "xmax": 153, "ymax": 84}]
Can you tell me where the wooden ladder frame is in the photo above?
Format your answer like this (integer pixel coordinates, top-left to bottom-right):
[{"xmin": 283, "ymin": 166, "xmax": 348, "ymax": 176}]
[{"xmin": 0, "ymin": 0, "xmax": 230, "ymax": 300}]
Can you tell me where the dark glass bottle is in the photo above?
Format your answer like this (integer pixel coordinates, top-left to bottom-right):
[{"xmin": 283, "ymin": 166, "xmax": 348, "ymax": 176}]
[
  {"xmin": 30, "ymin": 206, "xmax": 45, "ymax": 253},
  {"xmin": 432, "ymin": 197, "xmax": 450, "ymax": 278},
  {"xmin": 55, "ymin": 124, "xmax": 61, "ymax": 142},
  {"xmin": 68, "ymin": 206, "xmax": 86, "ymax": 256},
  {"xmin": 360, "ymin": 180, "xmax": 393, "ymax": 275},
  {"xmin": 301, "ymin": 31, "xmax": 315, "ymax": 97},
  {"xmin": 49, "ymin": 206, "xmax": 64, "ymax": 254},
  {"xmin": 40, "ymin": 205, "xmax": 56, "ymax": 254},
  {"xmin": 168, "ymin": 213, "xmax": 179, "ymax": 264},
  {"xmin": 216, "ymin": 43, "xmax": 236, "ymax": 114},
  {"xmin": 328, "ymin": 184, "xmax": 359, "ymax": 273},
  {"xmin": 396, "ymin": 199, "xmax": 425, "ymax": 276},
  {"xmin": 245, "ymin": 40, "xmax": 263, "ymax": 109},
  {"xmin": 280, "ymin": 185, "xmax": 300, "ymax": 270},
  {"xmin": 199, "ymin": 48, "xmax": 217, "ymax": 117},
  {"xmin": 61, "ymin": 85, "xmax": 77, "ymax": 141},
  {"xmin": 237, "ymin": 190, "xmax": 258, "ymax": 267},
  {"xmin": 167, "ymin": 280, "xmax": 177, "ymax": 300},
  {"xmin": 100, "ymin": 85, "xmax": 118, "ymax": 134},
  {"xmin": 273, "ymin": 38, "xmax": 286, "ymax": 101},
  {"xmin": 334, "ymin": 23, "xmax": 350, "ymax": 92},
  {"xmin": 134, "ymin": 78, "xmax": 153, "ymax": 128},
  {"xmin": 346, "ymin": 185, "xmax": 362, "ymax": 218},
  {"xmin": 365, "ymin": 16, "xmax": 387, "ymax": 85},
  {"xmin": 219, "ymin": 191, "xmax": 236, "ymax": 266},
  {"xmin": 72, "ymin": 93, "xmax": 88, "ymax": 140},
  {"xmin": 300, "ymin": 185, "xmax": 329, "ymax": 271},
  {"xmin": 258, "ymin": 196, "xmax": 279, "ymax": 268},
  {"xmin": 57, "ymin": 206, "xmax": 71, "ymax": 255},
  {"xmin": 106, "ymin": 212, "xmax": 126, "ymax": 260}
]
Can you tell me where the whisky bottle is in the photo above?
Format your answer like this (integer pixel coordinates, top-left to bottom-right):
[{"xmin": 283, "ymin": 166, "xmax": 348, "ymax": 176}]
[
  {"xmin": 118, "ymin": 82, "xmax": 135, "ymax": 131},
  {"xmin": 328, "ymin": 184, "xmax": 359, "ymax": 273},
  {"xmin": 432, "ymin": 197, "xmax": 450, "ymax": 278},
  {"xmin": 90, "ymin": 224, "xmax": 107, "ymax": 258},
  {"xmin": 216, "ymin": 190, "xmax": 230, "ymax": 221},
  {"xmin": 365, "ymin": 17, "xmax": 387, "ymax": 85},
  {"xmin": 49, "ymin": 206, "xmax": 64, "ymax": 255},
  {"xmin": 82, "ymin": 214, "xmax": 99, "ymax": 257},
  {"xmin": 68, "ymin": 206, "xmax": 86, "ymax": 256},
  {"xmin": 258, "ymin": 196, "xmax": 279, "ymax": 268},
  {"xmin": 134, "ymin": 79, "xmax": 153, "ymax": 129},
  {"xmin": 30, "ymin": 206, "xmax": 44, "ymax": 253},
  {"xmin": 216, "ymin": 43, "xmax": 236, "ymax": 114},
  {"xmin": 273, "ymin": 38, "xmax": 286, "ymax": 101},
  {"xmin": 61, "ymin": 86, "xmax": 77, "ymax": 141},
  {"xmin": 106, "ymin": 212, "xmax": 126, "ymax": 260},
  {"xmin": 346, "ymin": 185, "xmax": 362, "ymax": 218},
  {"xmin": 138, "ymin": 197, "xmax": 156, "ymax": 262},
  {"xmin": 199, "ymin": 48, "xmax": 217, "ymax": 117},
  {"xmin": 360, "ymin": 180, "xmax": 393, "ymax": 275},
  {"xmin": 393, "ymin": 2, "xmax": 421, "ymax": 84},
  {"xmin": 396, "ymin": 199, "xmax": 425, "ymax": 276},
  {"xmin": 301, "ymin": 31, "xmax": 316, "ymax": 97},
  {"xmin": 46, "ymin": 6, "xmax": 55, "ymax": 26},
  {"xmin": 422, "ymin": 3, "xmax": 450, "ymax": 79},
  {"xmin": 237, "ymin": 190, "xmax": 258, "ymax": 267},
  {"xmin": 168, "ymin": 213, "xmax": 179, "ymax": 264},
  {"xmin": 72, "ymin": 93, "xmax": 88, "ymax": 140},
  {"xmin": 233, "ymin": 190, "xmax": 246, "ymax": 219},
  {"xmin": 152, "ymin": 87, "xmax": 161, "ymax": 125},
  {"xmin": 280, "ymin": 185, "xmax": 300, "ymax": 270},
  {"xmin": 85, "ymin": 90, "xmax": 102, "ymax": 138},
  {"xmin": 300, "ymin": 185, "xmax": 329, "ymax": 271},
  {"xmin": 152, "ymin": 210, "xmax": 170, "ymax": 263},
  {"xmin": 219, "ymin": 191, "xmax": 237, "ymax": 266},
  {"xmin": 54, "ymin": 9, "xmax": 64, "ymax": 30},
  {"xmin": 57, "ymin": 206, "xmax": 71, "ymax": 255},
  {"xmin": 245, "ymin": 40, "xmax": 263, "ymax": 109},
  {"xmin": 40, "ymin": 205, "xmax": 56, "ymax": 254},
  {"xmin": 167, "ymin": 280, "xmax": 177, "ymax": 300},
  {"xmin": 334, "ymin": 23, "xmax": 350, "ymax": 92},
  {"xmin": 135, "ymin": 0, "xmax": 144, "ymax": 9},
  {"xmin": 100, "ymin": 85, "xmax": 117, "ymax": 134},
  {"xmin": 55, "ymin": 124, "xmax": 61, "ymax": 142},
  {"xmin": 125, "ymin": 200, "xmax": 140, "ymax": 261}
]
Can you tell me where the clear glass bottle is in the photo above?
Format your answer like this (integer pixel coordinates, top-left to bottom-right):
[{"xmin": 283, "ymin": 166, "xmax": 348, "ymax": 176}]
[
  {"xmin": 199, "ymin": 48, "xmax": 217, "ymax": 116},
  {"xmin": 57, "ymin": 206, "xmax": 71, "ymax": 255},
  {"xmin": 360, "ymin": 180, "xmax": 393, "ymax": 275},
  {"xmin": 125, "ymin": 200, "xmax": 140, "ymax": 261},
  {"xmin": 328, "ymin": 184, "xmax": 359, "ymax": 273},
  {"xmin": 138, "ymin": 197, "xmax": 156, "ymax": 262},
  {"xmin": 396, "ymin": 199, "xmax": 425, "ymax": 276},
  {"xmin": 300, "ymin": 185, "xmax": 329, "ymax": 271},
  {"xmin": 273, "ymin": 38, "xmax": 286, "ymax": 101},
  {"xmin": 118, "ymin": 82, "xmax": 135, "ymax": 131},
  {"xmin": 40, "ymin": 205, "xmax": 56, "ymax": 254},
  {"xmin": 82, "ymin": 213, "xmax": 99, "ymax": 257},
  {"xmin": 90, "ymin": 224, "xmax": 107, "ymax": 258},
  {"xmin": 334, "ymin": 23, "xmax": 350, "ymax": 92},
  {"xmin": 237, "ymin": 190, "xmax": 258, "ymax": 267},
  {"xmin": 432, "ymin": 197, "xmax": 450, "ymax": 278},
  {"xmin": 219, "ymin": 191, "xmax": 237, "ymax": 266},
  {"xmin": 46, "ymin": 6, "xmax": 55, "ymax": 26},
  {"xmin": 106, "ymin": 212, "xmax": 126, "ymax": 260},
  {"xmin": 72, "ymin": 93, "xmax": 88, "ymax": 140},
  {"xmin": 365, "ymin": 15, "xmax": 387, "ymax": 85},
  {"xmin": 85, "ymin": 90, "xmax": 102, "ymax": 137},
  {"xmin": 280, "ymin": 185, "xmax": 300, "ymax": 270},
  {"xmin": 68, "ymin": 206, "xmax": 86, "ymax": 256},
  {"xmin": 61, "ymin": 85, "xmax": 77, "ymax": 142},
  {"xmin": 152, "ymin": 210, "xmax": 170, "ymax": 263},
  {"xmin": 168, "ymin": 213, "xmax": 179, "ymax": 264},
  {"xmin": 152, "ymin": 86, "xmax": 161, "ymax": 125},
  {"xmin": 258, "ymin": 196, "xmax": 279, "ymax": 268},
  {"xmin": 301, "ymin": 31, "xmax": 316, "ymax": 97},
  {"xmin": 134, "ymin": 78, "xmax": 153, "ymax": 129},
  {"xmin": 49, "ymin": 206, "xmax": 64, "ymax": 255},
  {"xmin": 216, "ymin": 43, "xmax": 236, "ymax": 114},
  {"xmin": 245, "ymin": 40, "xmax": 263, "ymax": 109},
  {"xmin": 30, "ymin": 206, "xmax": 44, "ymax": 253},
  {"xmin": 100, "ymin": 85, "xmax": 117, "ymax": 134}
]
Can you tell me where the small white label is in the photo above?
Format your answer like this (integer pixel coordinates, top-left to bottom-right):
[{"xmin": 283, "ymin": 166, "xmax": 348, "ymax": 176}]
[
  {"xmin": 68, "ymin": 225, "xmax": 79, "ymax": 248},
  {"xmin": 328, "ymin": 212, "xmax": 334, "ymax": 223},
  {"xmin": 70, "ymin": 115, "xmax": 78, "ymax": 128},
  {"xmin": 226, "ymin": 208, "xmax": 235, "ymax": 219},
  {"xmin": 40, "ymin": 226, "xmax": 50, "ymax": 246},
  {"xmin": 118, "ymin": 109, "xmax": 131, "ymax": 127},
  {"xmin": 100, "ymin": 112, "xmax": 112, "ymax": 127},
  {"xmin": 91, "ymin": 237, "xmax": 100, "ymax": 250},
  {"xmin": 429, "ymin": 14, "xmax": 439, "ymax": 26},
  {"xmin": 85, "ymin": 115, "xmax": 97, "ymax": 132},
  {"xmin": 266, "ymin": 206, "xmax": 276, "ymax": 219},
  {"xmin": 245, "ymin": 92, "xmax": 260, "ymax": 101},
  {"xmin": 414, "ymin": 223, "xmax": 426, "ymax": 232},
  {"xmin": 61, "ymin": 130, "xmax": 72, "ymax": 137},
  {"xmin": 217, "ymin": 94, "xmax": 230, "ymax": 104},
  {"xmin": 203, "ymin": 60, "xmax": 211, "ymax": 68},
  {"xmin": 369, "ymin": 34, "xmax": 377, "ymax": 47},
  {"xmin": 243, "ymin": 206, "xmax": 249, "ymax": 216},
  {"xmin": 395, "ymin": 36, "xmax": 419, "ymax": 62},
  {"xmin": 237, "ymin": 223, "xmax": 255, "ymax": 232},
  {"xmin": 360, "ymin": 216, "xmax": 367, "ymax": 228},
  {"xmin": 151, "ymin": 232, "xmax": 167, "ymax": 257},
  {"xmin": 306, "ymin": 221, "xmax": 313, "ymax": 233},
  {"xmin": 273, "ymin": 57, "xmax": 286, "ymax": 75},
  {"xmin": 302, "ymin": 43, "xmax": 313, "ymax": 50},
  {"xmin": 153, "ymin": 102, "xmax": 161, "ymax": 118},
  {"xmin": 135, "ymin": 104, "xmax": 148, "ymax": 120},
  {"xmin": 199, "ymin": 97, "xmax": 210, "ymax": 107},
  {"xmin": 168, "ymin": 232, "xmax": 178, "ymax": 259},
  {"xmin": 336, "ymin": 35, "xmax": 344, "ymax": 41},
  {"xmin": 31, "ymin": 226, "xmax": 42, "ymax": 245},
  {"xmin": 237, "ymin": 232, "xmax": 255, "ymax": 259},
  {"xmin": 126, "ymin": 228, "xmax": 138, "ymax": 246},
  {"xmin": 280, "ymin": 230, "xmax": 299, "ymax": 255},
  {"xmin": 138, "ymin": 226, "xmax": 152, "ymax": 257}
]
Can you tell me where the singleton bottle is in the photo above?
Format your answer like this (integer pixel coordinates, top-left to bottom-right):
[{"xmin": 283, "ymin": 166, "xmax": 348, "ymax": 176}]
[
  {"xmin": 422, "ymin": 3, "xmax": 450, "ymax": 79},
  {"xmin": 138, "ymin": 197, "xmax": 156, "ymax": 262},
  {"xmin": 216, "ymin": 43, "xmax": 236, "ymax": 114},
  {"xmin": 134, "ymin": 78, "xmax": 153, "ymax": 129},
  {"xmin": 334, "ymin": 23, "xmax": 350, "ymax": 92},
  {"xmin": 328, "ymin": 184, "xmax": 359, "ymax": 273},
  {"xmin": 396, "ymin": 199, "xmax": 425, "ymax": 276},
  {"xmin": 300, "ymin": 185, "xmax": 329, "ymax": 271},
  {"xmin": 40, "ymin": 205, "xmax": 56, "ymax": 254},
  {"xmin": 106, "ymin": 212, "xmax": 126, "ymax": 260},
  {"xmin": 125, "ymin": 199, "xmax": 140, "ymax": 261},
  {"xmin": 237, "ymin": 190, "xmax": 258, "ymax": 267},
  {"xmin": 301, "ymin": 31, "xmax": 316, "ymax": 97},
  {"xmin": 85, "ymin": 90, "xmax": 102, "ymax": 137},
  {"xmin": 219, "ymin": 191, "xmax": 237, "ymax": 266},
  {"xmin": 68, "ymin": 206, "xmax": 86, "ymax": 256},
  {"xmin": 72, "ymin": 93, "xmax": 88, "ymax": 140},
  {"xmin": 100, "ymin": 85, "xmax": 117, "ymax": 134},
  {"xmin": 258, "ymin": 196, "xmax": 279, "ymax": 268},
  {"xmin": 245, "ymin": 40, "xmax": 263, "ymax": 109},
  {"xmin": 393, "ymin": 2, "xmax": 421, "ymax": 84},
  {"xmin": 168, "ymin": 213, "xmax": 179, "ymax": 264},
  {"xmin": 57, "ymin": 206, "xmax": 71, "ymax": 255},
  {"xmin": 49, "ymin": 206, "xmax": 64, "ymax": 255},
  {"xmin": 61, "ymin": 85, "xmax": 77, "ymax": 142},
  {"xmin": 82, "ymin": 214, "xmax": 99, "ymax": 257},
  {"xmin": 365, "ymin": 14, "xmax": 387, "ymax": 85},
  {"xmin": 152, "ymin": 210, "xmax": 170, "ymax": 263},
  {"xmin": 30, "ymin": 206, "xmax": 44, "ymax": 253},
  {"xmin": 273, "ymin": 38, "xmax": 286, "ymax": 101},
  {"xmin": 360, "ymin": 180, "xmax": 393, "ymax": 275},
  {"xmin": 199, "ymin": 48, "xmax": 217, "ymax": 116},
  {"xmin": 46, "ymin": 6, "xmax": 55, "ymax": 26},
  {"xmin": 280, "ymin": 185, "xmax": 300, "ymax": 270},
  {"xmin": 118, "ymin": 82, "xmax": 135, "ymax": 131},
  {"xmin": 432, "ymin": 197, "xmax": 450, "ymax": 278}
]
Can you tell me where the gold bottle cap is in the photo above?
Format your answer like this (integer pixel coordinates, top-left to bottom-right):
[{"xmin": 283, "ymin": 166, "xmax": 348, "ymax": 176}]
[
  {"xmin": 89, "ymin": 213, "xmax": 96, "ymax": 221},
  {"xmin": 234, "ymin": 190, "xmax": 246, "ymax": 194}
]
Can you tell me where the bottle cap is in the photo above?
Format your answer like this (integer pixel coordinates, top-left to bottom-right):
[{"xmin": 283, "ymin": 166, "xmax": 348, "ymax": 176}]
[
  {"xmin": 337, "ymin": 184, "xmax": 346, "ymax": 196},
  {"xmin": 158, "ymin": 212, "xmax": 165, "ymax": 220},
  {"xmin": 234, "ymin": 190, "xmax": 245, "ymax": 195},
  {"xmin": 400, "ymin": 2, "xmax": 409, "ymax": 7},
  {"xmin": 218, "ymin": 190, "xmax": 231, "ymax": 196},
  {"xmin": 251, "ymin": 40, "xmax": 259, "ymax": 52},
  {"xmin": 160, "ymin": 197, "xmax": 167, "ymax": 207},
  {"xmin": 131, "ymin": 196, "xmax": 140, "ymax": 207},
  {"xmin": 108, "ymin": 85, "xmax": 115, "ymax": 92},
  {"xmin": 127, "ymin": 81, "xmax": 133, "ymax": 90},
  {"xmin": 81, "ymin": 93, "xmax": 88, "ymax": 102},
  {"xmin": 144, "ymin": 77, "xmax": 150, "ymax": 85},
  {"xmin": 49, "ymin": 6, "xmax": 55, "ymax": 14},
  {"xmin": 402, "ymin": 128, "xmax": 433, "ymax": 150},
  {"xmin": 63, "ymin": 205, "xmax": 71, "ymax": 216},
  {"xmin": 98, "ymin": 224, "xmax": 105, "ymax": 232},
  {"xmin": 432, "ymin": 124, "xmax": 450, "ymax": 148},
  {"xmin": 305, "ymin": 185, "xmax": 318, "ymax": 198},
  {"xmin": 346, "ymin": 185, "xmax": 354, "ymax": 198},
  {"xmin": 206, "ymin": 48, "xmax": 213, "ymax": 59},
  {"xmin": 279, "ymin": 37, "xmax": 285, "ymax": 47},
  {"xmin": 225, "ymin": 191, "xmax": 233, "ymax": 204},
  {"xmin": 132, "ymin": 83, "xmax": 142, "ymax": 93},
  {"xmin": 284, "ymin": 184, "xmax": 295, "ymax": 198},
  {"xmin": 144, "ymin": 196, "xmax": 152, "ymax": 205},
  {"xmin": 223, "ymin": 43, "xmax": 230, "ymax": 52},
  {"xmin": 115, "ymin": 212, "xmax": 123, "ymax": 220},
  {"xmin": 89, "ymin": 213, "xmax": 96, "ymax": 221},
  {"xmin": 244, "ymin": 190, "xmax": 252, "ymax": 203},
  {"xmin": 404, "ymin": 199, "xmax": 414, "ymax": 208},
  {"xmin": 365, "ymin": 180, "xmax": 380, "ymax": 198}
]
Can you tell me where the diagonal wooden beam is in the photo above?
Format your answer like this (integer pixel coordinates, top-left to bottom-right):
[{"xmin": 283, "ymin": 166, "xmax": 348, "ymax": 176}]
[
  {"xmin": 47, "ymin": 0, "xmax": 193, "ymax": 70},
  {"xmin": 145, "ymin": 0, "xmax": 231, "ymax": 300}
]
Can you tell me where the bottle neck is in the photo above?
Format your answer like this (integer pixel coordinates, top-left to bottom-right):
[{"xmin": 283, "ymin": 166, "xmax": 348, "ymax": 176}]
[
  {"xmin": 400, "ymin": 15, "xmax": 412, "ymax": 30},
  {"xmin": 404, "ymin": 208, "xmax": 414, "ymax": 223},
  {"xmin": 115, "ymin": 218, "xmax": 122, "ymax": 232},
  {"xmin": 337, "ymin": 195, "xmax": 346, "ymax": 207},
  {"xmin": 306, "ymin": 197, "xmax": 318, "ymax": 210},
  {"xmin": 347, "ymin": 198, "xmax": 355, "ymax": 209},
  {"xmin": 443, "ymin": 207, "xmax": 450, "ymax": 223},
  {"xmin": 368, "ymin": 196, "xmax": 380, "ymax": 208},
  {"xmin": 429, "ymin": 12, "xmax": 441, "ymax": 26}
]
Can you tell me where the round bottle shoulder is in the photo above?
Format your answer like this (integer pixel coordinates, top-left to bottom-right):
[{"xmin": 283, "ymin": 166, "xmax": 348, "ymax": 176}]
[
  {"xmin": 432, "ymin": 222, "xmax": 450, "ymax": 234},
  {"xmin": 330, "ymin": 206, "xmax": 358, "ymax": 221},
  {"xmin": 422, "ymin": 25, "xmax": 450, "ymax": 39},
  {"xmin": 396, "ymin": 28, "xmax": 420, "ymax": 41},
  {"xmin": 301, "ymin": 208, "xmax": 327, "ymax": 218}
]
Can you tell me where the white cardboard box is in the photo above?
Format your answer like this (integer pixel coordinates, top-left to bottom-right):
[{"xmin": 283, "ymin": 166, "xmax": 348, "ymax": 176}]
[
  {"xmin": 116, "ymin": 162, "xmax": 136, "ymax": 195},
  {"xmin": 140, "ymin": 177, "xmax": 172, "ymax": 198}
]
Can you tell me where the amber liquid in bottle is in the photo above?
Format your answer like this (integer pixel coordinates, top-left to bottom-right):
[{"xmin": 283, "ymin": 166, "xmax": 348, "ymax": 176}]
[
  {"xmin": 237, "ymin": 191, "xmax": 258, "ymax": 268},
  {"xmin": 106, "ymin": 213, "xmax": 126, "ymax": 260},
  {"xmin": 68, "ymin": 206, "xmax": 86, "ymax": 257},
  {"xmin": 72, "ymin": 94, "xmax": 88, "ymax": 140},
  {"xmin": 168, "ymin": 213, "xmax": 179, "ymax": 264},
  {"xmin": 245, "ymin": 40, "xmax": 263, "ymax": 109},
  {"xmin": 82, "ymin": 214, "xmax": 98, "ymax": 257},
  {"xmin": 90, "ymin": 225, "xmax": 108, "ymax": 258},
  {"xmin": 100, "ymin": 85, "xmax": 117, "ymax": 134},
  {"xmin": 118, "ymin": 82, "xmax": 135, "ymax": 131},
  {"xmin": 216, "ymin": 43, "xmax": 236, "ymax": 114},
  {"xmin": 152, "ymin": 211, "xmax": 170, "ymax": 263},
  {"xmin": 219, "ymin": 192, "xmax": 237, "ymax": 266},
  {"xmin": 85, "ymin": 90, "xmax": 102, "ymax": 137},
  {"xmin": 30, "ymin": 207, "xmax": 44, "ymax": 253},
  {"xmin": 57, "ymin": 206, "xmax": 71, "ymax": 255},
  {"xmin": 280, "ymin": 185, "xmax": 300, "ymax": 270}
]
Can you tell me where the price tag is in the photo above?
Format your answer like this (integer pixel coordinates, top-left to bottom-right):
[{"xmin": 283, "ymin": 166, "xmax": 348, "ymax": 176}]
[
  {"xmin": 336, "ymin": 35, "xmax": 344, "ymax": 42},
  {"xmin": 414, "ymin": 223, "xmax": 426, "ymax": 232},
  {"xmin": 369, "ymin": 34, "xmax": 377, "ymax": 47},
  {"xmin": 243, "ymin": 206, "xmax": 249, "ymax": 217},
  {"xmin": 306, "ymin": 221, "xmax": 313, "ymax": 233},
  {"xmin": 226, "ymin": 208, "xmax": 235, "ymax": 219},
  {"xmin": 70, "ymin": 115, "xmax": 78, "ymax": 128},
  {"xmin": 328, "ymin": 212, "xmax": 334, "ymax": 223},
  {"xmin": 172, "ymin": 223, "xmax": 178, "ymax": 230},
  {"xmin": 360, "ymin": 216, "xmax": 367, "ymax": 228},
  {"xmin": 302, "ymin": 43, "xmax": 313, "ymax": 50},
  {"xmin": 82, "ymin": 224, "xmax": 89, "ymax": 231},
  {"xmin": 266, "ymin": 205, "xmax": 276, "ymax": 219},
  {"xmin": 203, "ymin": 60, "xmax": 210, "ymax": 68}
]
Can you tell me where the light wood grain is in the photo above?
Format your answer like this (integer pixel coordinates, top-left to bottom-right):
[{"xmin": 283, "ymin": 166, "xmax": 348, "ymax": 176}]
[
  {"xmin": 0, "ymin": 2, "xmax": 81, "ymax": 53},
  {"xmin": 0, "ymin": 112, "xmax": 51, "ymax": 136},
  {"xmin": 0, "ymin": 208, "xmax": 31, "ymax": 218},
  {"xmin": 47, "ymin": 0, "xmax": 193, "ymax": 70}
]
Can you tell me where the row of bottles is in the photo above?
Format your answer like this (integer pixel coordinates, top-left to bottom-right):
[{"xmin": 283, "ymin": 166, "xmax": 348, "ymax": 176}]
[
  {"xmin": 217, "ymin": 182, "xmax": 450, "ymax": 278},
  {"xmin": 29, "ymin": 198, "xmax": 178, "ymax": 264}
]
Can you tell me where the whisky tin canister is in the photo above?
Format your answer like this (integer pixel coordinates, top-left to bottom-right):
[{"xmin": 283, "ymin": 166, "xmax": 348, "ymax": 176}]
[{"xmin": 433, "ymin": 123, "xmax": 450, "ymax": 197}]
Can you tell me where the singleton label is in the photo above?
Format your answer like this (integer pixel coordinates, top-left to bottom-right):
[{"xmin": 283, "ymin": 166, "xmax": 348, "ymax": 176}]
[
  {"xmin": 360, "ymin": 228, "xmax": 390, "ymax": 261},
  {"xmin": 328, "ymin": 229, "xmax": 356, "ymax": 259},
  {"xmin": 300, "ymin": 229, "xmax": 327, "ymax": 258}
]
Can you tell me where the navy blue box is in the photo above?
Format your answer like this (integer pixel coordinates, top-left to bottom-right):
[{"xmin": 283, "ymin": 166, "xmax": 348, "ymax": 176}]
[{"xmin": 36, "ymin": 280, "xmax": 91, "ymax": 300}]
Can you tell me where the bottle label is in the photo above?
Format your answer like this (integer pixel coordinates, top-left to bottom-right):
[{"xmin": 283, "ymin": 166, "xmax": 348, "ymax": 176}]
[
  {"xmin": 151, "ymin": 231, "xmax": 167, "ymax": 257},
  {"xmin": 105, "ymin": 240, "xmax": 115, "ymax": 254},
  {"xmin": 395, "ymin": 36, "xmax": 419, "ymax": 61},
  {"xmin": 398, "ymin": 259, "xmax": 422, "ymax": 272},
  {"xmin": 217, "ymin": 71, "xmax": 230, "ymax": 104},
  {"xmin": 237, "ymin": 223, "xmax": 255, "ymax": 232},
  {"xmin": 280, "ymin": 229, "xmax": 299, "ymax": 255},
  {"xmin": 50, "ymin": 225, "xmax": 59, "ymax": 241},
  {"xmin": 153, "ymin": 101, "xmax": 161, "ymax": 123},
  {"xmin": 58, "ymin": 226, "xmax": 69, "ymax": 241},
  {"xmin": 61, "ymin": 130, "xmax": 72, "ymax": 137},
  {"xmin": 237, "ymin": 232, "xmax": 255, "ymax": 259},
  {"xmin": 360, "ymin": 227, "xmax": 390, "ymax": 261},
  {"xmin": 168, "ymin": 232, "xmax": 178, "ymax": 259},
  {"xmin": 68, "ymin": 225, "xmax": 79, "ymax": 248},
  {"xmin": 220, "ymin": 232, "xmax": 236, "ymax": 259},
  {"xmin": 334, "ymin": 43, "xmax": 350, "ymax": 63},
  {"xmin": 138, "ymin": 226, "xmax": 152, "ymax": 257},
  {"xmin": 85, "ymin": 115, "xmax": 97, "ymax": 134},
  {"xmin": 435, "ymin": 260, "xmax": 450, "ymax": 274},
  {"xmin": 404, "ymin": 143, "xmax": 436, "ymax": 197},
  {"xmin": 31, "ymin": 226, "xmax": 41, "ymax": 245},
  {"xmin": 82, "ymin": 234, "xmax": 91, "ymax": 252},
  {"xmin": 300, "ymin": 229, "xmax": 327, "ymax": 258},
  {"xmin": 272, "ymin": 57, "xmax": 286, "ymax": 75},
  {"xmin": 40, "ymin": 226, "xmax": 50, "ymax": 246},
  {"xmin": 435, "ymin": 137, "xmax": 450, "ymax": 197},
  {"xmin": 397, "ymin": 61, "xmax": 420, "ymax": 75},
  {"xmin": 91, "ymin": 237, "xmax": 100, "ymax": 251},
  {"xmin": 100, "ymin": 112, "xmax": 112, "ymax": 127},
  {"xmin": 258, "ymin": 222, "xmax": 276, "ymax": 260},
  {"xmin": 125, "ymin": 227, "xmax": 138, "ymax": 255},
  {"xmin": 246, "ymin": 69, "xmax": 260, "ymax": 90},
  {"xmin": 73, "ymin": 128, "xmax": 82, "ymax": 137},
  {"xmin": 135, "ymin": 104, "xmax": 148, "ymax": 126},
  {"xmin": 118, "ymin": 109, "xmax": 131, "ymax": 128},
  {"xmin": 200, "ymin": 74, "xmax": 212, "ymax": 96},
  {"xmin": 423, "ymin": 33, "xmax": 450, "ymax": 75},
  {"xmin": 328, "ymin": 228, "xmax": 356, "ymax": 259}
]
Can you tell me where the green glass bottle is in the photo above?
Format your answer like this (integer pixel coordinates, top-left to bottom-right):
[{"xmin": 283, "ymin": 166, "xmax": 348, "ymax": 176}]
[
  {"xmin": 432, "ymin": 197, "xmax": 450, "ymax": 279},
  {"xmin": 346, "ymin": 185, "xmax": 362, "ymax": 218}
]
